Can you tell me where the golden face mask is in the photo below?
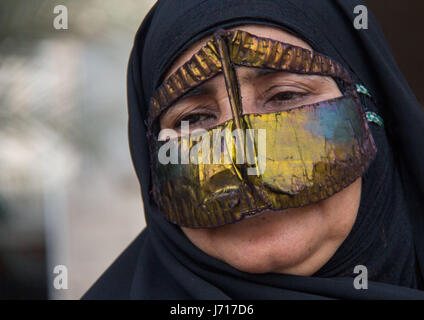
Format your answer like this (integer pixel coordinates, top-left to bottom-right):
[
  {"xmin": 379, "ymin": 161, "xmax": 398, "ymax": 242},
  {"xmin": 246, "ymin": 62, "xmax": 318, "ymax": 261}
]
[{"xmin": 147, "ymin": 29, "xmax": 377, "ymax": 228}]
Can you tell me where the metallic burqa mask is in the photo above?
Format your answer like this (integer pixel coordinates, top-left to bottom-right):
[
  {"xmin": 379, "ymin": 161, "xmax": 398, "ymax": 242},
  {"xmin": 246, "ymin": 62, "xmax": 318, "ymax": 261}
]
[{"xmin": 147, "ymin": 29, "xmax": 377, "ymax": 228}]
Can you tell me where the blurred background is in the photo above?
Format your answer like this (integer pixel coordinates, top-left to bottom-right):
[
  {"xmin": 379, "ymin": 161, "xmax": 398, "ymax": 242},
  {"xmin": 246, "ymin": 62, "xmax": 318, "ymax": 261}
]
[
  {"xmin": 0, "ymin": 0, "xmax": 422, "ymax": 300},
  {"xmin": 0, "ymin": 0, "xmax": 155, "ymax": 299}
]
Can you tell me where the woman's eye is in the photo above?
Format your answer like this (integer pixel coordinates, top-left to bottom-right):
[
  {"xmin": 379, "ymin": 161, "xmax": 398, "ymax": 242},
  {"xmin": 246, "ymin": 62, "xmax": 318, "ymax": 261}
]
[
  {"xmin": 175, "ymin": 113, "xmax": 216, "ymax": 129},
  {"xmin": 263, "ymin": 90, "xmax": 309, "ymax": 111},
  {"xmin": 268, "ymin": 91, "xmax": 304, "ymax": 102}
]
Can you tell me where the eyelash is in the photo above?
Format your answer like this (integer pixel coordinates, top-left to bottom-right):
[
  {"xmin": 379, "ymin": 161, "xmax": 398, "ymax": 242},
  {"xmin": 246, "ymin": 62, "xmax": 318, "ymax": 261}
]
[
  {"xmin": 265, "ymin": 91, "xmax": 308, "ymax": 106},
  {"xmin": 174, "ymin": 112, "xmax": 217, "ymax": 129}
]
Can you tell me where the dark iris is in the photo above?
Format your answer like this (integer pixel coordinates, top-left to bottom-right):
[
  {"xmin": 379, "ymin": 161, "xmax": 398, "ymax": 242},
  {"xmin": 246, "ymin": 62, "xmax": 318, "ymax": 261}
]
[
  {"xmin": 175, "ymin": 113, "xmax": 215, "ymax": 128},
  {"xmin": 269, "ymin": 91, "xmax": 297, "ymax": 101}
]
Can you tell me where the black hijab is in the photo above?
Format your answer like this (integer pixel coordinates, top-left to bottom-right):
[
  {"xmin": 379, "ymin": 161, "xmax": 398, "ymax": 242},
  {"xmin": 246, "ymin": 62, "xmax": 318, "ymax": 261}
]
[{"xmin": 83, "ymin": 0, "xmax": 424, "ymax": 299}]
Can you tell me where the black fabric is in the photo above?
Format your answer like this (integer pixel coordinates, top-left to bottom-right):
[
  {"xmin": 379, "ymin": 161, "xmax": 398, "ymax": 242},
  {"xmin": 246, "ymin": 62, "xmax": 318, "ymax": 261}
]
[{"xmin": 83, "ymin": 0, "xmax": 424, "ymax": 299}]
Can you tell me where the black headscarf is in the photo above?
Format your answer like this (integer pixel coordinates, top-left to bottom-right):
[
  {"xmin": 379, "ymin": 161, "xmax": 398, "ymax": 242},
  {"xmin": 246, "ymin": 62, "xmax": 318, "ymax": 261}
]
[{"xmin": 83, "ymin": 0, "xmax": 424, "ymax": 299}]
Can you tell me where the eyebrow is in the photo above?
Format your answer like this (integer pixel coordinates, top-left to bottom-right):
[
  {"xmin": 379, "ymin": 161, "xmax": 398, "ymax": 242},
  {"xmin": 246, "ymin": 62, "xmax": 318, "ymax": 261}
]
[
  {"xmin": 176, "ymin": 68, "xmax": 279, "ymax": 101},
  {"xmin": 175, "ymin": 82, "xmax": 216, "ymax": 102},
  {"xmin": 238, "ymin": 68, "xmax": 280, "ymax": 83}
]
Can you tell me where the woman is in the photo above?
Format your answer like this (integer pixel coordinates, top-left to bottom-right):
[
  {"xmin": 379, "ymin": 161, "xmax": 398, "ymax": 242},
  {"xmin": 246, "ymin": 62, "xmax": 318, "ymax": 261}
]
[{"xmin": 83, "ymin": 0, "xmax": 424, "ymax": 299}]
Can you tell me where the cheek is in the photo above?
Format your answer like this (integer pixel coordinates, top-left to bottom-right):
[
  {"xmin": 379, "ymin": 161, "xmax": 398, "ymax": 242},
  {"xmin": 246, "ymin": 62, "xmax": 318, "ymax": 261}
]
[{"xmin": 320, "ymin": 178, "xmax": 362, "ymax": 239}]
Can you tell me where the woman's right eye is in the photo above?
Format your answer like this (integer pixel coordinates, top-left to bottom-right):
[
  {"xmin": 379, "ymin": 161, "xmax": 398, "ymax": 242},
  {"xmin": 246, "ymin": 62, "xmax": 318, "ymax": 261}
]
[{"xmin": 174, "ymin": 113, "xmax": 217, "ymax": 129}]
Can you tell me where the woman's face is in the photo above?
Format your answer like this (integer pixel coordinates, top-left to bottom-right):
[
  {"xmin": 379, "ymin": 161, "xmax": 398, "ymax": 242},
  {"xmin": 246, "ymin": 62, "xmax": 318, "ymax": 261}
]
[{"xmin": 160, "ymin": 24, "xmax": 361, "ymax": 276}]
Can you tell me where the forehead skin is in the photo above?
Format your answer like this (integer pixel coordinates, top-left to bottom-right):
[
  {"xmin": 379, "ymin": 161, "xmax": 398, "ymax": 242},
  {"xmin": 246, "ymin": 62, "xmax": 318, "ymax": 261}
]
[{"xmin": 164, "ymin": 24, "xmax": 314, "ymax": 81}]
